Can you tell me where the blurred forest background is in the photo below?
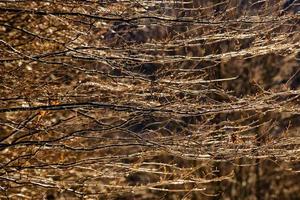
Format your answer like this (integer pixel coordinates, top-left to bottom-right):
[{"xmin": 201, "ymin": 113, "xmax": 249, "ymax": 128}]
[{"xmin": 0, "ymin": 0, "xmax": 300, "ymax": 199}]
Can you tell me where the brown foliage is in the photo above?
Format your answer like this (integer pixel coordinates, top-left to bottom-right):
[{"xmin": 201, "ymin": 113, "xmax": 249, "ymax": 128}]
[{"xmin": 0, "ymin": 1, "xmax": 300, "ymax": 199}]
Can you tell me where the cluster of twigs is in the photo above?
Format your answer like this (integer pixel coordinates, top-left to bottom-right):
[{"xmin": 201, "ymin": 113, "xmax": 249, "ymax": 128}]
[{"xmin": 1, "ymin": 1, "xmax": 300, "ymax": 199}]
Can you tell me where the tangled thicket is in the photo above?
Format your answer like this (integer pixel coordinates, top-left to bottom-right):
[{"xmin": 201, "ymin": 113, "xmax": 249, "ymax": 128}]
[{"xmin": 0, "ymin": 1, "xmax": 300, "ymax": 199}]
